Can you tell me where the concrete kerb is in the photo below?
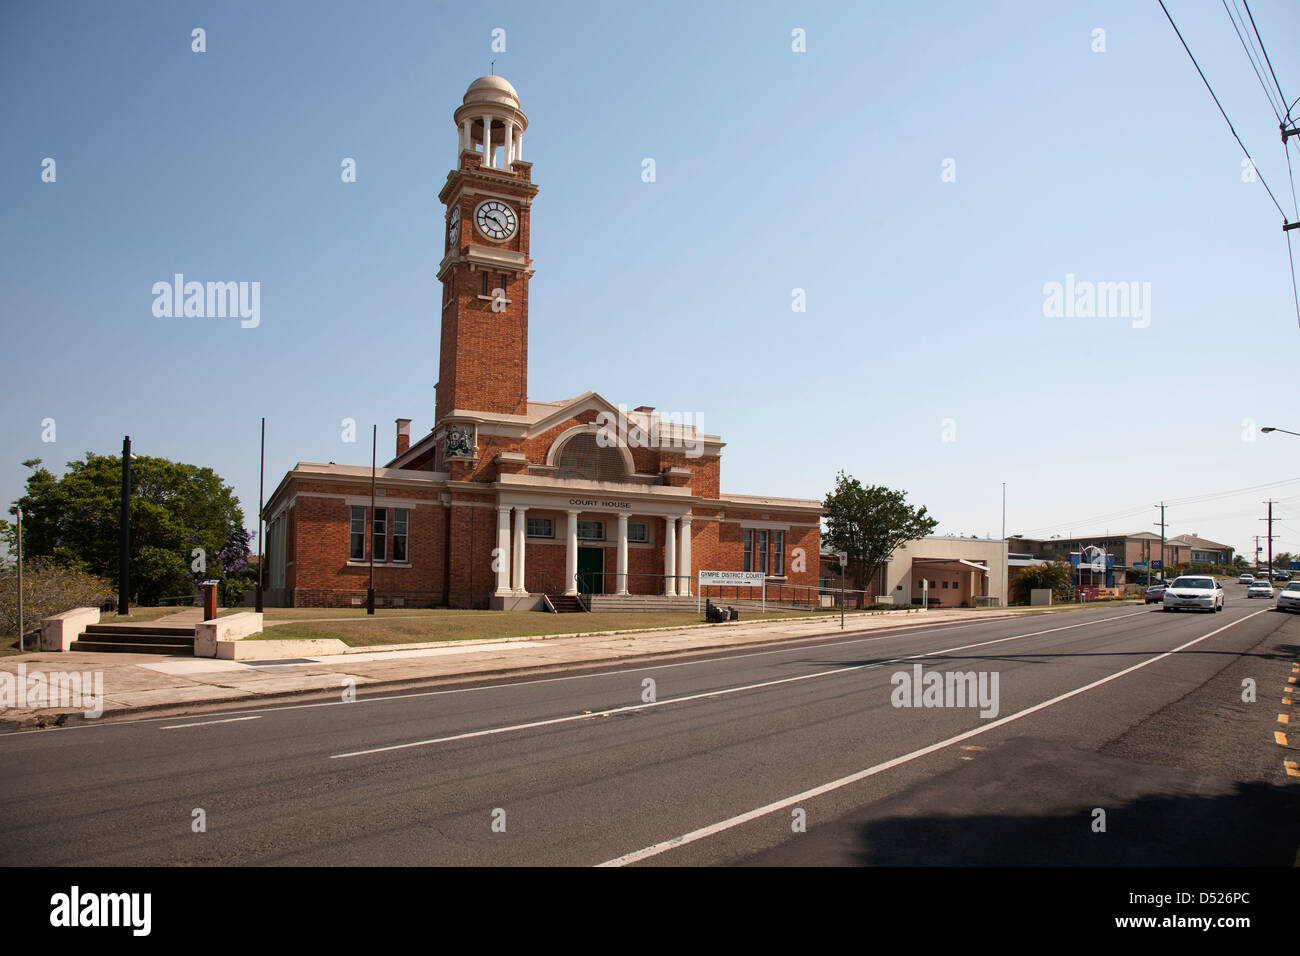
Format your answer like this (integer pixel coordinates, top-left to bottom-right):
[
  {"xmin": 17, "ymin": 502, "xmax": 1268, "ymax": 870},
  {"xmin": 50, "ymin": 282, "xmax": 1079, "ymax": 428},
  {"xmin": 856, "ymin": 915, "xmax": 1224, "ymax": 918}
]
[
  {"xmin": 1, "ymin": 602, "xmax": 1142, "ymax": 729},
  {"xmin": 1, "ymin": 608, "xmax": 1016, "ymax": 729}
]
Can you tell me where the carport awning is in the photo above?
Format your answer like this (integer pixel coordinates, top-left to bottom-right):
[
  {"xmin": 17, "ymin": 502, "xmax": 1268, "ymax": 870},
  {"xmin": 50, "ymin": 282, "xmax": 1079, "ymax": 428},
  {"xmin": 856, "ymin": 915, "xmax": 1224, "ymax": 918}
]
[{"xmin": 912, "ymin": 558, "xmax": 990, "ymax": 575}]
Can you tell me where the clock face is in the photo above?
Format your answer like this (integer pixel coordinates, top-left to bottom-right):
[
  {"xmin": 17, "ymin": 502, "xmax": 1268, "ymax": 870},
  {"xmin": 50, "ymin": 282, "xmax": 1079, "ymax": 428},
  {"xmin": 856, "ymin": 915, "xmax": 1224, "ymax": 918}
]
[
  {"xmin": 474, "ymin": 200, "xmax": 517, "ymax": 242},
  {"xmin": 447, "ymin": 206, "xmax": 460, "ymax": 246}
]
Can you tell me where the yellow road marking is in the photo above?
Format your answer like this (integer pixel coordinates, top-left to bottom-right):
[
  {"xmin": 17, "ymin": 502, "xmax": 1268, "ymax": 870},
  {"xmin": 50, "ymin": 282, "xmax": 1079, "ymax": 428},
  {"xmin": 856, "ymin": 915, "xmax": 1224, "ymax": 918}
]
[
  {"xmin": 1286, "ymin": 761, "xmax": 1300, "ymax": 777},
  {"xmin": 960, "ymin": 745, "xmax": 985, "ymax": 751},
  {"xmin": 1285, "ymin": 698, "xmax": 1294, "ymax": 706},
  {"xmin": 1281, "ymin": 714, "xmax": 1292, "ymax": 724},
  {"xmin": 1277, "ymin": 731, "xmax": 1290, "ymax": 746}
]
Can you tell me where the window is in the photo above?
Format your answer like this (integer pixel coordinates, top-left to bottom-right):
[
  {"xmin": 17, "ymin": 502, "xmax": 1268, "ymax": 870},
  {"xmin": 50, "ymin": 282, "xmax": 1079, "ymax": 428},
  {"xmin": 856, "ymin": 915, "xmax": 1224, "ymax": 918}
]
[
  {"xmin": 628, "ymin": 522, "xmax": 648, "ymax": 543},
  {"xmin": 373, "ymin": 507, "xmax": 387, "ymax": 562},
  {"xmin": 942, "ymin": 581, "xmax": 949, "ymax": 589},
  {"xmin": 758, "ymin": 530, "xmax": 770, "ymax": 577},
  {"xmin": 744, "ymin": 529, "xmax": 754, "ymax": 572},
  {"xmin": 773, "ymin": 531, "xmax": 784, "ymax": 575},
  {"xmin": 527, "ymin": 517, "xmax": 554, "ymax": 538},
  {"xmin": 350, "ymin": 506, "xmax": 366, "ymax": 561},
  {"xmin": 480, "ymin": 272, "xmax": 489, "ymax": 295},
  {"xmin": 392, "ymin": 509, "xmax": 408, "ymax": 562},
  {"xmin": 577, "ymin": 520, "xmax": 604, "ymax": 541}
]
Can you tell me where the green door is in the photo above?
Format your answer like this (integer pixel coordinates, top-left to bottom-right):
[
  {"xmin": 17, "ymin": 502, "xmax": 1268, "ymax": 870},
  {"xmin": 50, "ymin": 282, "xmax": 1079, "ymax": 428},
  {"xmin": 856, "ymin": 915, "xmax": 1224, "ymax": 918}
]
[{"xmin": 577, "ymin": 547, "xmax": 604, "ymax": 594}]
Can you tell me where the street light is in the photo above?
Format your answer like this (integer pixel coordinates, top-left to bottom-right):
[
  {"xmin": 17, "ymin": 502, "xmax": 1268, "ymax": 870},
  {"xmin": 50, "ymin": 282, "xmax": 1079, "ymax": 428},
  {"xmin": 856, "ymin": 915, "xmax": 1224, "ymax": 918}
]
[{"xmin": 1261, "ymin": 426, "xmax": 1300, "ymax": 436}]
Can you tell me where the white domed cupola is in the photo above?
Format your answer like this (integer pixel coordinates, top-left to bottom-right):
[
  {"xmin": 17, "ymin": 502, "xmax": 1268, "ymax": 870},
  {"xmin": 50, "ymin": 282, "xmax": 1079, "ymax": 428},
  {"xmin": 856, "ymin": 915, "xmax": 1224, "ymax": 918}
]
[{"xmin": 454, "ymin": 74, "xmax": 528, "ymax": 170}]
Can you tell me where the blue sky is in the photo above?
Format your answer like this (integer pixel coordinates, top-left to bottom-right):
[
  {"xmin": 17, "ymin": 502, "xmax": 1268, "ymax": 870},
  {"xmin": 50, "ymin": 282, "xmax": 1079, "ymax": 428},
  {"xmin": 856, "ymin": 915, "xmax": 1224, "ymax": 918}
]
[{"xmin": 2, "ymin": 0, "xmax": 1299, "ymax": 560}]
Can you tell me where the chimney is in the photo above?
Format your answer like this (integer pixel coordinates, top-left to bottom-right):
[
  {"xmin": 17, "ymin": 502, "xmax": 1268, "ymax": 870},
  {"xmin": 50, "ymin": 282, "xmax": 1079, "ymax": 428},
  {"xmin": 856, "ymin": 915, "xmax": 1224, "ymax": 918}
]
[{"xmin": 395, "ymin": 418, "xmax": 411, "ymax": 456}]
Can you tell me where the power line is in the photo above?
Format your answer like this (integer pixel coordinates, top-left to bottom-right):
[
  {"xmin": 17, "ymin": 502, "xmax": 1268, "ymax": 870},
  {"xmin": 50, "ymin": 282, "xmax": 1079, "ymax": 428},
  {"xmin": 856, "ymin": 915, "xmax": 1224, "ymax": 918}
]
[
  {"xmin": 1240, "ymin": 0, "xmax": 1288, "ymax": 120},
  {"xmin": 1015, "ymin": 477, "xmax": 1300, "ymax": 538},
  {"xmin": 1158, "ymin": 0, "xmax": 1291, "ymax": 223},
  {"xmin": 1224, "ymin": 0, "xmax": 1283, "ymax": 122}
]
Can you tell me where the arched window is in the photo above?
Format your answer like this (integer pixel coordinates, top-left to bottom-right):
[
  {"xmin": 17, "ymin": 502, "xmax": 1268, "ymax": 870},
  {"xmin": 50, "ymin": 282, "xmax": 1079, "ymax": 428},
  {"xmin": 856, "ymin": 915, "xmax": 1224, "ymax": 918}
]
[{"xmin": 555, "ymin": 432, "xmax": 628, "ymax": 482}]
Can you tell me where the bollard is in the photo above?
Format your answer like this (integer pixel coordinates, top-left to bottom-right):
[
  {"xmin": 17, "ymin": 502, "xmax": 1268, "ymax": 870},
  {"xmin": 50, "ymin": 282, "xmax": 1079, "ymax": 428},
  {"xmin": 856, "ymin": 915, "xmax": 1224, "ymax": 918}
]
[{"xmin": 202, "ymin": 580, "xmax": 218, "ymax": 621}]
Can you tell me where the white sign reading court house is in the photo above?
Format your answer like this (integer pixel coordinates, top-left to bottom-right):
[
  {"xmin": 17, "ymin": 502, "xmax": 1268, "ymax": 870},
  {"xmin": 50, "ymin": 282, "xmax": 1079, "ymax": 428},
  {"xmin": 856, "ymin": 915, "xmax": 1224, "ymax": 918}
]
[{"xmin": 698, "ymin": 570, "xmax": 766, "ymax": 588}]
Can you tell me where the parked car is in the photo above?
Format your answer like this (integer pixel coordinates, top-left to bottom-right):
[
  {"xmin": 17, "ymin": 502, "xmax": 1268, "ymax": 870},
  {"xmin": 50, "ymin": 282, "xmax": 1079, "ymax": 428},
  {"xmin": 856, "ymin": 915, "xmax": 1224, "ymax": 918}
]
[
  {"xmin": 1278, "ymin": 582, "xmax": 1300, "ymax": 613},
  {"xmin": 1271, "ymin": 569, "xmax": 1291, "ymax": 581},
  {"xmin": 1238, "ymin": 573, "xmax": 1255, "ymax": 585},
  {"xmin": 1247, "ymin": 580, "xmax": 1275, "ymax": 599},
  {"xmin": 1163, "ymin": 576, "xmax": 1225, "ymax": 612},
  {"xmin": 1144, "ymin": 582, "xmax": 1170, "ymax": 604}
]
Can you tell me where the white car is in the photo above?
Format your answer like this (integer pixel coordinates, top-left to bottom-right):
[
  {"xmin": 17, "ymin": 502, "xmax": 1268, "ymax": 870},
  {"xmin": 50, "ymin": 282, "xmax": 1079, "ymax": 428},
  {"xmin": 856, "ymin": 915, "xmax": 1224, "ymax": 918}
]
[
  {"xmin": 1278, "ymin": 582, "xmax": 1300, "ymax": 613},
  {"xmin": 1163, "ymin": 576, "xmax": 1224, "ymax": 612},
  {"xmin": 1247, "ymin": 581, "xmax": 1274, "ymax": 599},
  {"xmin": 1238, "ymin": 573, "xmax": 1254, "ymax": 585}
]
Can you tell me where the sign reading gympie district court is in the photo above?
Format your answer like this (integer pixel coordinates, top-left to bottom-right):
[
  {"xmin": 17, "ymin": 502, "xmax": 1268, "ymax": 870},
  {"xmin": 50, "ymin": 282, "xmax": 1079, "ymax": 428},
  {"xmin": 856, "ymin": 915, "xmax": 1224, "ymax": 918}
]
[{"xmin": 698, "ymin": 570, "xmax": 765, "ymax": 588}]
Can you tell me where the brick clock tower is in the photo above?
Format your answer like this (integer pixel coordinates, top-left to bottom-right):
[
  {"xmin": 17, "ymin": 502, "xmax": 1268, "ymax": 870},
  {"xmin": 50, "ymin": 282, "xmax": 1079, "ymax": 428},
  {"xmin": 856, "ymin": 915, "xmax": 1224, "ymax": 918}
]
[{"xmin": 435, "ymin": 75, "xmax": 539, "ymax": 424}]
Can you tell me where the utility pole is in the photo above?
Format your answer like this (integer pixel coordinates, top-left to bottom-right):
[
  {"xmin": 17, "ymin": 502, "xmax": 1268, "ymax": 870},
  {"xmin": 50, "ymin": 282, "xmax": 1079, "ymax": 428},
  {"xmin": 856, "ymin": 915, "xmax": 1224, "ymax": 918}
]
[
  {"xmin": 367, "ymin": 424, "xmax": 376, "ymax": 615},
  {"xmin": 14, "ymin": 505, "xmax": 23, "ymax": 652},
  {"xmin": 1001, "ymin": 482, "xmax": 1007, "ymax": 608},
  {"xmin": 1261, "ymin": 500, "xmax": 1277, "ymax": 579},
  {"xmin": 1253, "ymin": 536, "xmax": 1264, "ymax": 575},
  {"xmin": 1154, "ymin": 502, "xmax": 1166, "ymax": 583},
  {"xmin": 119, "ymin": 436, "xmax": 132, "ymax": 616},
  {"xmin": 256, "ymin": 417, "xmax": 265, "ymax": 613}
]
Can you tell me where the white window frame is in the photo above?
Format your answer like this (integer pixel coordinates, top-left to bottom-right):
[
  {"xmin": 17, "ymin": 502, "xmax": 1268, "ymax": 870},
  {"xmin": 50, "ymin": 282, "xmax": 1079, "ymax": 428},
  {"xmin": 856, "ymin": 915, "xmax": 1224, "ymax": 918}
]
[
  {"xmin": 350, "ymin": 506, "xmax": 366, "ymax": 561},
  {"xmin": 392, "ymin": 508, "xmax": 409, "ymax": 563},
  {"xmin": 373, "ymin": 507, "xmax": 387, "ymax": 563}
]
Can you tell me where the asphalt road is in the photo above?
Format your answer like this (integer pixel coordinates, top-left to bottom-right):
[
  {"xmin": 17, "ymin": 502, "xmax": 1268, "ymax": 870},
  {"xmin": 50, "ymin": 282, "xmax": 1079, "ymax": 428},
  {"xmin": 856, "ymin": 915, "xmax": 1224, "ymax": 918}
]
[{"xmin": 3, "ymin": 598, "xmax": 1299, "ymax": 866}]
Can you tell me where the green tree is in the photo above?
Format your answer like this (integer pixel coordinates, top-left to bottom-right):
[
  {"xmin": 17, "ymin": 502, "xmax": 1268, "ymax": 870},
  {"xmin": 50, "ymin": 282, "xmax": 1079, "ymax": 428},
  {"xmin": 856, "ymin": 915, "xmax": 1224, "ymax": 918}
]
[
  {"xmin": 1011, "ymin": 561, "xmax": 1074, "ymax": 605},
  {"xmin": 14, "ymin": 452, "xmax": 248, "ymax": 605},
  {"xmin": 821, "ymin": 472, "xmax": 938, "ymax": 592}
]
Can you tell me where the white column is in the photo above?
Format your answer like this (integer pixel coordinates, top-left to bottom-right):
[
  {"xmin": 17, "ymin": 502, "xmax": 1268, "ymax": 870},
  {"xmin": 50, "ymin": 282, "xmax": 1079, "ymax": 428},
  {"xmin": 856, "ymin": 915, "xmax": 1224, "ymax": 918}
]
[
  {"xmin": 460, "ymin": 118, "xmax": 470, "ymax": 155},
  {"xmin": 664, "ymin": 517, "xmax": 677, "ymax": 596},
  {"xmin": 481, "ymin": 115, "xmax": 492, "ymax": 167},
  {"xmin": 678, "ymin": 515, "xmax": 692, "ymax": 597},
  {"xmin": 503, "ymin": 120, "xmax": 514, "ymax": 169},
  {"xmin": 565, "ymin": 510, "xmax": 580, "ymax": 596},
  {"xmin": 515, "ymin": 130, "xmax": 523, "ymax": 162},
  {"xmin": 512, "ymin": 506, "xmax": 528, "ymax": 595},
  {"xmin": 616, "ymin": 514, "xmax": 629, "ymax": 595},
  {"xmin": 494, "ymin": 506, "xmax": 511, "ymax": 596}
]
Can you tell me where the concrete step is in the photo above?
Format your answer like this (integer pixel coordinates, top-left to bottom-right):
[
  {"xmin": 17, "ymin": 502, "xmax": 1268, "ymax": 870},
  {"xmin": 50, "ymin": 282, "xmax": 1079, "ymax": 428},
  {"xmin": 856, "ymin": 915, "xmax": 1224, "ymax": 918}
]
[
  {"xmin": 73, "ymin": 624, "xmax": 196, "ymax": 655},
  {"xmin": 69, "ymin": 640, "xmax": 194, "ymax": 655},
  {"xmin": 83, "ymin": 625, "xmax": 196, "ymax": 640},
  {"xmin": 546, "ymin": 595, "xmax": 587, "ymax": 613}
]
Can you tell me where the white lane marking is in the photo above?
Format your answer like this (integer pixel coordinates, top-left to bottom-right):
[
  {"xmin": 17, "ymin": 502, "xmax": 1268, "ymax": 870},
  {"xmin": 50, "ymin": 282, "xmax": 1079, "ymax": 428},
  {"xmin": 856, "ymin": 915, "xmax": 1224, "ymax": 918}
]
[
  {"xmin": 0, "ymin": 606, "xmax": 1153, "ymax": 739},
  {"xmin": 160, "ymin": 716, "xmax": 262, "ymax": 730},
  {"xmin": 330, "ymin": 610, "xmax": 1152, "ymax": 758},
  {"xmin": 597, "ymin": 608, "xmax": 1272, "ymax": 866}
]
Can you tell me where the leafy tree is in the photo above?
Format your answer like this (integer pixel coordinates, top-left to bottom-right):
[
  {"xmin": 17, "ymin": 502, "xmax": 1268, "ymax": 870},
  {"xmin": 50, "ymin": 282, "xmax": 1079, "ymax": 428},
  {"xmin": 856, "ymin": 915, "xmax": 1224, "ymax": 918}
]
[
  {"xmin": 1011, "ymin": 561, "xmax": 1074, "ymax": 605},
  {"xmin": 12, "ymin": 452, "xmax": 249, "ymax": 605},
  {"xmin": 1273, "ymin": 551, "xmax": 1292, "ymax": 571},
  {"xmin": 821, "ymin": 472, "xmax": 938, "ymax": 592}
]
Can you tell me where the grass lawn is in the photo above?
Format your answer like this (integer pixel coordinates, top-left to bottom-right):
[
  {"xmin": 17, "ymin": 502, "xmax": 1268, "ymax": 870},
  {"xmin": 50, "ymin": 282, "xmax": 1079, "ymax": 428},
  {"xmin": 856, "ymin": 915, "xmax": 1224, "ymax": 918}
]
[{"xmin": 253, "ymin": 607, "xmax": 855, "ymax": 647}]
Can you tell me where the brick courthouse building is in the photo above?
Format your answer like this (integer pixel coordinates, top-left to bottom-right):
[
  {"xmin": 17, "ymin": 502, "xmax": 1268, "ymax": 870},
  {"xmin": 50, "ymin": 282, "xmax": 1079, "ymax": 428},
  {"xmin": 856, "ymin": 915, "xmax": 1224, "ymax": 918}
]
[{"xmin": 262, "ymin": 75, "xmax": 822, "ymax": 609}]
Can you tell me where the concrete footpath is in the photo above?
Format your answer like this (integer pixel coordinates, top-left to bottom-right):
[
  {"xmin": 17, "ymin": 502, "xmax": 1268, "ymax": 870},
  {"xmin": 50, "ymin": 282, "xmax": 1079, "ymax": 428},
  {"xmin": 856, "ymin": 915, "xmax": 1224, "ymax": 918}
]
[{"xmin": 0, "ymin": 605, "xmax": 1126, "ymax": 727}]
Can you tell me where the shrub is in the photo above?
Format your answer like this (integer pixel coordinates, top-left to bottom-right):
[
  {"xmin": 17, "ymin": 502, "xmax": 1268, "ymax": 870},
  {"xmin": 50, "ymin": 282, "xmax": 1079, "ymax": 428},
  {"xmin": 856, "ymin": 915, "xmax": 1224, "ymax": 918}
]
[{"xmin": 0, "ymin": 558, "xmax": 114, "ymax": 637}]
